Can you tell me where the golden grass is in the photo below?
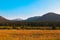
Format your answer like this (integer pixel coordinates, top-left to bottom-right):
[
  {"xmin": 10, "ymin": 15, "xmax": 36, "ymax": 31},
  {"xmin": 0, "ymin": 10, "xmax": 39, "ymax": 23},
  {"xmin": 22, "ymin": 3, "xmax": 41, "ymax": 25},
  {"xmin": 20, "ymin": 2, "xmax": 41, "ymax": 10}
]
[{"xmin": 0, "ymin": 30, "xmax": 60, "ymax": 40}]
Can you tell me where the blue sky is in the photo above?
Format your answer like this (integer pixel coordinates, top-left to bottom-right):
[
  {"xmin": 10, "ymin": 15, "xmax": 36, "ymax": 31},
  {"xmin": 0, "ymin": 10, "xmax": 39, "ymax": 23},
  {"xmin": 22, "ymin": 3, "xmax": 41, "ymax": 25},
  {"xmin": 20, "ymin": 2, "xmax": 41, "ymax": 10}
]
[{"xmin": 0, "ymin": 0, "xmax": 60, "ymax": 19}]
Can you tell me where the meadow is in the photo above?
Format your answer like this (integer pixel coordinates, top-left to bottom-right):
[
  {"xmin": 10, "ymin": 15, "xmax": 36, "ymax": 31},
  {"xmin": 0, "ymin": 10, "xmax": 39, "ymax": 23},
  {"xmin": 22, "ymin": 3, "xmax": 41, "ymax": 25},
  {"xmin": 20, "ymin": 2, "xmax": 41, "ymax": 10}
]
[
  {"xmin": 0, "ymin": 26, "xmax": 60, "ymax": 30},
  {"xmin": 0, "ymin": 30, "xmax": 60, "ymax": 40}
]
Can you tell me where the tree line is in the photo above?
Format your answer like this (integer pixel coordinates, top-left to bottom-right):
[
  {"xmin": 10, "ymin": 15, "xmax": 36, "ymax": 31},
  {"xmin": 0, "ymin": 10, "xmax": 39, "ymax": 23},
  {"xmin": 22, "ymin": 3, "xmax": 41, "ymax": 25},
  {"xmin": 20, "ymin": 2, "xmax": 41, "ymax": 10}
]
[{"xmin": 0, "ymin": 21, "xmax": 60, "ymax": 30}]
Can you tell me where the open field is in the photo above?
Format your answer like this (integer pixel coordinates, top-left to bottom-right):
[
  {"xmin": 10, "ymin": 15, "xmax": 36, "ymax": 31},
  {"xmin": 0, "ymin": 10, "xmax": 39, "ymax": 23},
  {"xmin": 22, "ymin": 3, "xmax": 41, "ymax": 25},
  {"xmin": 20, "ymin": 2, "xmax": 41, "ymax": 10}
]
[
  {"xmin": 0, "ymin": 26, "xmax": 60, "ymax": 30},
  {"xmin": 0, "ymin": 30, "xmax": 60, "ymax": 40}
]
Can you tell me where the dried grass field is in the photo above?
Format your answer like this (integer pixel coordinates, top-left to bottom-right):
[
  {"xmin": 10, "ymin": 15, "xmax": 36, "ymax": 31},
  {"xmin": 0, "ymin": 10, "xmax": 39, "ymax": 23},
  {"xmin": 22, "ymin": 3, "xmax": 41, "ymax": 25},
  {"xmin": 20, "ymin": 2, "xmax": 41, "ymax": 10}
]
[{"xmin": 0, "ymin": 30, "xmax": 60, "ymax": 40}]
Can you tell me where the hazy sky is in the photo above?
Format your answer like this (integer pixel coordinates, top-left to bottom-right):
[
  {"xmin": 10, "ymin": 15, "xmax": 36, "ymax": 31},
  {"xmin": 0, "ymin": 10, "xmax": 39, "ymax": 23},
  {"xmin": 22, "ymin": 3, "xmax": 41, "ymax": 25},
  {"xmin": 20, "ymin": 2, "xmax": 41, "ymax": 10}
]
[{"xmin": 0, "ymin": 0, "xmax": 60, "ymax": 19}]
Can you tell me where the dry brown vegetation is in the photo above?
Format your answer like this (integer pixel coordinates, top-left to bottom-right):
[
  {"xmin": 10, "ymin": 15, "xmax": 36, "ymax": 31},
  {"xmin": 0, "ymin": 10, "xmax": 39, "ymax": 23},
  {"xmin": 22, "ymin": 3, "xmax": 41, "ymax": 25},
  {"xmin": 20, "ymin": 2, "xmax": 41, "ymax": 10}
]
[{"xmin": 0, "ymin": 30, "xmax": 60, "ymax": 40}]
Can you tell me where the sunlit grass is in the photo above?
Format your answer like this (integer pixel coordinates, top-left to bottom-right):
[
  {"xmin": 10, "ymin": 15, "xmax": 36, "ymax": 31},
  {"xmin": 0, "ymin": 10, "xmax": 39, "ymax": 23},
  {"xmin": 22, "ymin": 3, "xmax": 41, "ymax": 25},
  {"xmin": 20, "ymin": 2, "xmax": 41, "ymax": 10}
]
[{"xmin": 0, "ymin": 30, "xmax": 59, "ymax": 40}]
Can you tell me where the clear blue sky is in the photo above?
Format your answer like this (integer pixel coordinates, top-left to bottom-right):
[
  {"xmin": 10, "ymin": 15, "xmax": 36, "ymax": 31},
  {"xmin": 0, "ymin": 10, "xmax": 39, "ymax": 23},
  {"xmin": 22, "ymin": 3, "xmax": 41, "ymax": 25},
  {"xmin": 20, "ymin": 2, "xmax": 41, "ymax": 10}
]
[{"xmin": 0, "ymin": 0, "xmax": 60, "ymax": 19}]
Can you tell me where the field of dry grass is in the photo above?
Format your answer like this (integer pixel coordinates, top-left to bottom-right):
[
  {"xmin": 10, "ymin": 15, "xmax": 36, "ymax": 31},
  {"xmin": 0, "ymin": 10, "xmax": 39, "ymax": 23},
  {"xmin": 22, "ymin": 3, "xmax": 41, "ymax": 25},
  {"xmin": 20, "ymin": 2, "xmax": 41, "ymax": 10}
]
[{"xmin": 0, "ymin": 30, "xmax": 60, "ymax": 40}]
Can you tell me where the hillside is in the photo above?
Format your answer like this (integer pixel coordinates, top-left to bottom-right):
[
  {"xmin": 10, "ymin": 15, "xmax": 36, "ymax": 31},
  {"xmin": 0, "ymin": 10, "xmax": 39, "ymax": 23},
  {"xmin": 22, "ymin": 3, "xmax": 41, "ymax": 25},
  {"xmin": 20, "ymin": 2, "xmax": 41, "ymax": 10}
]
[{"xmin": 26, "ymin": 12, "xmax": 60, "ymax": 22}]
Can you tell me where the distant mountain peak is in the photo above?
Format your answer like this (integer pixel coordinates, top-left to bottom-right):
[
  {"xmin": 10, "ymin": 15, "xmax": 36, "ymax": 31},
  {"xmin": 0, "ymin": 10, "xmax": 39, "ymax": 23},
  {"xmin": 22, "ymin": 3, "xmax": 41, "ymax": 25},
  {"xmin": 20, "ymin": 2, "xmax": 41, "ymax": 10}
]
[
  {"xmin": 0, "ymin": 16, "xmax": 8, "ymax": 23},
  {"xmin": 12, "ymin": 18, "xmax": 23, "ymax": 21},
  {"xmin": 0, "ymin": 16, "xmax": 7, "ymax": 20},
  {"xmin": 26, "ymin": 12, "xmax": 60, "ymax": 22},
  {"xmin": 43, "ymin": 12, "xmax": 59, "ymax": 17}
]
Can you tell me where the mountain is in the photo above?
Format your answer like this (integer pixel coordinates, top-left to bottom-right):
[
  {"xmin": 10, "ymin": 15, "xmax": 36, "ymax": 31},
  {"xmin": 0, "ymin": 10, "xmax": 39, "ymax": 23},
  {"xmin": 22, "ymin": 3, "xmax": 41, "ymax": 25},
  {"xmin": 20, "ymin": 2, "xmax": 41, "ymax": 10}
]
[
  {"xmin": 12, "ymin": 18, "xmax": 23, "ymax": 21},
  {"xmin": 0, "ymin": 16, "xmax": 8, "ymax": 21},
  {"xmin": 0, "ymin": 16, "xmax": 9, "ymax": 23},
  {"xmin": 26, "ymin": 16, "xmax": 41, "ymax": 21},
  {"xmin": 0, "ymin": 12, "xmax": 60, "ymax": 22},
  {"xmin": 26, "ymin": 12, "xmax": 60, "ymax": 22}
]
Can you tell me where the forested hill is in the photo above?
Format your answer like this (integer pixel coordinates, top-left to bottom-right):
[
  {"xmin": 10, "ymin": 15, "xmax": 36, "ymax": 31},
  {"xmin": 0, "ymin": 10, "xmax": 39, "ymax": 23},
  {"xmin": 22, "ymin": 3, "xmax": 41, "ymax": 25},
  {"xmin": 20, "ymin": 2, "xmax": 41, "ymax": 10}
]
[{"xmin": 26, "ymin": 12, "xmax": 60, "ymax": 22}]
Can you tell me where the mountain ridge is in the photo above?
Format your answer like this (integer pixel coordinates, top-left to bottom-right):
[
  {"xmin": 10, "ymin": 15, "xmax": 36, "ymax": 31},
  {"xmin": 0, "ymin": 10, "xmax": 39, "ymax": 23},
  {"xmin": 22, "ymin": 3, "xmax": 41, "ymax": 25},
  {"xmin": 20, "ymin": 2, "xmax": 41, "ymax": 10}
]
[
  {"xmin": 0, "ymin": 12, "xmax": 60, "ymax": 22},
  {"xmin": 26, "ymin": 12, "xmax": 60, "ymax": 22}
]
